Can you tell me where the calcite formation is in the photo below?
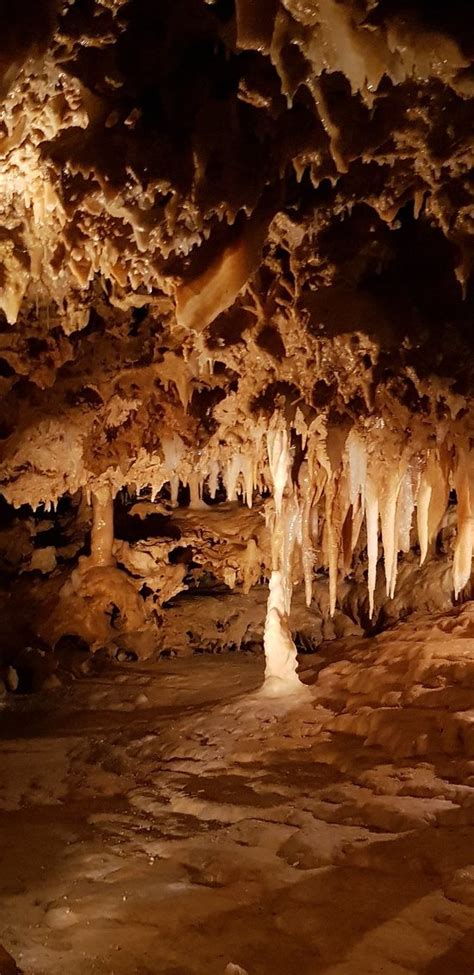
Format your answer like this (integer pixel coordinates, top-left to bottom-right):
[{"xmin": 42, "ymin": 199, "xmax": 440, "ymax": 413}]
[{"xmin": 0, "ymin": 0, "xmax": 473, "ymax": 685}]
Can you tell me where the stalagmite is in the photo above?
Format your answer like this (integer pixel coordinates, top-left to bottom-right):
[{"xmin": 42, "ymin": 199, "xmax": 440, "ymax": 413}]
[
  {"xmin": 188, "ymin": 472, "xmax": 207, "ymax": 509},
  {"xmin": 90, "ymin": 485, "xmax": 115, "ymax": 567},
  {"xmin": 263, "ymin": 568, "xmax": 303, "ymax": 694},
  {"xmin": 263, "ymin": 426, "xmax": 306, "ymax": 694},
  {"xmin": 170, "ymin": 476, "xmax": 179, "ymax": 506}
]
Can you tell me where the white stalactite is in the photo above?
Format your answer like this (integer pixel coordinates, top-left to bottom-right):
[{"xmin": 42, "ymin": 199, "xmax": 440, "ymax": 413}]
[
  {"xmin": 241, "ymin": 452, "xmax": 254, "ymax": 508},
  {"xmin": 225, "ymin": 454, "xmax": 241, "ymax": 502},
  {"xmin": 417, "ymin": 468, "xmax": 432, "ymax": 566},
  {"xmin": 397, "ymin": 467, "xmax": 415, "ymax": 554},
  {"xmin": 380, "ymin": 470, "xmax": 402, "ymax": 599},
  {"xmin": 325, "ymin": 482, "xmax": 338, "ymax": 618},
  {"xmin": 299, "ymin": 461, "xmax": 316, "ymax": 608},
  {"xmin": 453, "ymin": 452, "xmax": 473, "ymax": 598},
  {"xmin": 267, "ymin": 426, "xmax": 291, "ymax": 517},
  {"xmin": 428, "ymin": 452, "xmax": 449, "ymax": 545},
  {"xmin": 366, "ymin": 476, "xmax": 379, "ymax": 619},
  {"xmin": 92, "ymin": 412, "xmax": 469, "ymax": 620},
  {"xmin": 348, "ymin": 430, "xmax": 366, "ymax": 510},
  {"xmin": 207, "ymin": 459, "xmax": 220, "ymax": 500}
]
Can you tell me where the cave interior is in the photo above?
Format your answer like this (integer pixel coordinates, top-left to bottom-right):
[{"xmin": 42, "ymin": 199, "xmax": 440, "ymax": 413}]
[{"xmin": 0, "ymin": 1, "xmax": 473, "ymax": 973}]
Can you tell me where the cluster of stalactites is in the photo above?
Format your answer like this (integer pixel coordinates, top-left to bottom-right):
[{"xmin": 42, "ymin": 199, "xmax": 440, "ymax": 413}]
[
  {"xmin": 264, "ymin": 418, "xmax": 473, "ymax": 618},
  {"xmin": 17, "ymin": 413, "xmax": 473, "ymax": 612},
  {"xmin": 130, "ymin": 416, "xmax": 472, "ymax": 615}
]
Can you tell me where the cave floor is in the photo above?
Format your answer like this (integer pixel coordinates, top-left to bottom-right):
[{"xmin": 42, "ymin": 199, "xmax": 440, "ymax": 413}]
[{"xmin": 1, "ymin": 609, "xmax": 474, "ymax": 975}]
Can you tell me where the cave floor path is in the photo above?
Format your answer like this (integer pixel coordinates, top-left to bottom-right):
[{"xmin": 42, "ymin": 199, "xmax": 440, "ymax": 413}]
[{"xmin": 1, "ymin": 617, "xmax": 474, "ymax": 975}]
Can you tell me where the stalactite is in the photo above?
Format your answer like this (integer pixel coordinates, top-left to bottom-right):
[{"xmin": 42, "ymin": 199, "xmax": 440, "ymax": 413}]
[
  {"xmin": 380, "ymin": 464, "xmax": 404, "ymax": 599},
  {"xmin": 342, "ymin": 505, "xmax": 354, "ymax": 576},
  {"xmin": 351, "ymin": 502, "xmax": 365, "ymax": 555},
  {"xmin": 365, "ymin": 476, "xmax": 379, "ymax": 619},
  {"xmin": 417, "ymin": 467, "xmax": 432, "ymax": 566},
  {"xmin": 348, "ymin": 431, "xmax": 366, "ymax": 512},
  {"xmin": 8, "ymin": 406, "xmax": 473, "ymax": 628},
  {"xmin": 207, "ymin": 459, "xmax": 220, "ymax": 500},
  {"xmin": 241, "ymin": 451, "xmax": 254, "ymax": 508},
  {"xmin": 242, "ymin": 538, "xmax": 259, "ymax": 593},
  {"xmin": 225, "ymin": 454, "xmax": 241, "ymax": 502},
  {"xmin": 324, "ymin": 478, "xmax": 337, "ymax": 617},
  {"xmin": 397, "ymin": 466, "xmax": 415, "ymax": 554},
  {"xmin": 331, "ymin": 471, "xmax": 351, "ymax": 614},
  {"xmin": 299, "ymin": 461, "xmax": 316, "ymax": 608},
  {"xmin": 453, "ymin": 449, "xmax": 473, "ymax": 598},
  {"xmin": 425, "ymin": 449, "xmax": 450, "ymax": 554},
  {"xmin": 280, "ymin": 494, "xmax": 301, "ymax": 615},
  {"xmin": 87, "ymin": 419, "xmax": 474, "ymax": 612},
  {"xmin": 162, "ymin": 435, "xmax": 184, "ymax": 506},
  {"xmin": 267, "ymin": 425, "xmax": 291, "ymax": 517}
]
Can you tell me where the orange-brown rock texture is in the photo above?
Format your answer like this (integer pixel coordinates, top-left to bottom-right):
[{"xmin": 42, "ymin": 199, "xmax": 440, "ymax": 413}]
[{"xmin": 0, "ymin": 0, "xmax": 473, "ymax": 667}]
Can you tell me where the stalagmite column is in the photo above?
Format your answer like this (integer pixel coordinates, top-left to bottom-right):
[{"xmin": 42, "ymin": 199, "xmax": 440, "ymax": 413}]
[
  {"xmin": 263, "ymin": 567, "xmax": 302, "ymax": 692},
  {"xmin": 263, "ymin": 426, "xmax": 307, "ymax": 696},
  {"xmin": 90, "ymin": 485, "xmax": 114, "ymax": 566},
  {"xmin": 188, "ymin": 472, "xmax": 207, "ymax": 509}
]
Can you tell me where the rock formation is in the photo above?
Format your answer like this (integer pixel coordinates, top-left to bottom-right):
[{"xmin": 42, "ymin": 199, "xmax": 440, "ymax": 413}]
[
  {"xmin": 0, "ymin": 0, "xmax": 474, "ymax": 688},
  {"xmin": 1, "ymin": 10, "xmax": 474, "ymax": 974}
]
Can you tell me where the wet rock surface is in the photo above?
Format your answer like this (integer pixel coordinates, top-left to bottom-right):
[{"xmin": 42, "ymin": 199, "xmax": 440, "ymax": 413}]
[
  {"xmin": 1, "ymin": 604, "xmax": 473, "ymax": 974},
  {"xmin": 0, "ymin": 0, "xmax": 474, "ymax": 659}
]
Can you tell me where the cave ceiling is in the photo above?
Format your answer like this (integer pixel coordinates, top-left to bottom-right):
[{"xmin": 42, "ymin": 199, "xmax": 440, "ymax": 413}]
[{"xmin": 0, "ymin": 0, "xmax": 473, "ymax": 612}]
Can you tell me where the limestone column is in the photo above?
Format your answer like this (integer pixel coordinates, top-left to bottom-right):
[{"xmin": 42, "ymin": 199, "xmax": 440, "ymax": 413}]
[{"xmin": 90, "ymin": 485, "xmax": 114, "ymax": 566}]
